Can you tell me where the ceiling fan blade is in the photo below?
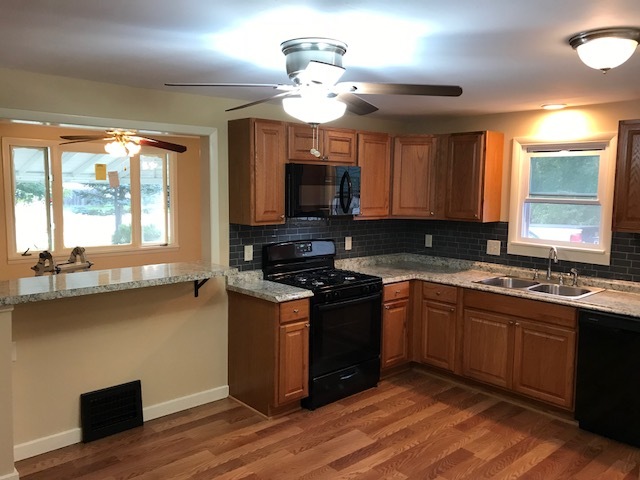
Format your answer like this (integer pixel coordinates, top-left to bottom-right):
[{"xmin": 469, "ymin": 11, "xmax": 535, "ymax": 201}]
[
  {"xmin": 336, "ymin": 82, "xmax": 463, "ymax": 97},
  {"xmin": 137, "ymin": 137, "xmax": 187, "ymax": 153},
  {"xmin": 336, "ymin": 93, "xmax": 379, "ymax": 116},
  {"xmin": 225, "ymin": 90, "xmax": 296, "ymax": 112},
  {"xmin": 59, "ymin": 135, "xmax": 110, "ymax": 141},
  {"xmin": 165, "ymin": 82, "xmax": 297, "ymax": 92}
]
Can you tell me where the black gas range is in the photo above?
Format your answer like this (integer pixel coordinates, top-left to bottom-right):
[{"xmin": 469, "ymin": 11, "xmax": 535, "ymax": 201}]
[{"xmin": 263, "ymin": 239, "xmax": 383, "ymax": 409}]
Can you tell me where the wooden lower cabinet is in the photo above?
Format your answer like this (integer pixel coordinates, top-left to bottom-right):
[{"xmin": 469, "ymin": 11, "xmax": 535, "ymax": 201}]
[
  {"xmin": 228, "ymin": 292, "xmax": 309, "ymax": 416},
  {"xmin": 381, "ymin": 282, "xmax": 410, "ymax": 370},
  {"xmin": 462, "ymin": 289, "xmax": 577, "ymax": 409},
  {"xmin": 420, "ymin": 283, "xmax": 457, "ymax": 372},
  {"xmin": 462, "ymin": 308, "xmax": 513, "ymax": 388},
  {"xmin": 512, "ymin": 319, "xmax": 576, "ymax": 408}
]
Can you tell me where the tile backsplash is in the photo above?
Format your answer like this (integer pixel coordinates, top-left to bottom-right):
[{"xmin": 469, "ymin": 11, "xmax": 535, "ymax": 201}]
[{"xmin": 230, "ymin": 218, "xmax": 640, "ymax": 282}]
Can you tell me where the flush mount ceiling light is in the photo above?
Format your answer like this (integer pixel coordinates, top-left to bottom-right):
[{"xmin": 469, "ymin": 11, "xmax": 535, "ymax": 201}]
[{"xmin": 569, "ymin": 27, "xmax": 640, "ymax": 72}]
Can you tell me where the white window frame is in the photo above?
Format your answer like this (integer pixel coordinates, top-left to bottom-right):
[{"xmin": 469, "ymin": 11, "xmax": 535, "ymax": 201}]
[
  {"xmin": 2, "ymin": 136, "xmax": 178, "ymax": 261},
  {"xmin": 508, "ymin": 135, "xmax": 617, "ymax": 266}
]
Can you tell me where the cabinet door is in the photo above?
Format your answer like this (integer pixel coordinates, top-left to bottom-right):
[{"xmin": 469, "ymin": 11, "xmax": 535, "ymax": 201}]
[
  {"xmin": 287, "ymin": 124, "xmax": 356, "ymax": 164},
  {"xmin": 391, "ymin": 136, "xmax": 438, "ymax": 217},
  {"xmin": 382, "ymin": 298, "xmax": 409, "ymax": 369},
  {"xmin": 512, "ymin": 320, "xmax": 576, "ymax": 408},
  {"xmin": 462, "ymin": 308, "xmax": 513, "ymax": 388},
  {"xmin": 420, "ymin": 300, "xmax": 456, "ymax": 371},
  {"xmin": 358, "ymin": 132, "xmax": 391, "ymax": 217},
  {"xmin": 254, "ymin": 120, "xmax": 286, "ymax": 224},
  {"xmin": 323, "ymin": 128, "xmax": 357, "ymax": 164},
  {"xmin": 277, "ymin": 320, "xmax": 309, "ymax": 405},
  {"xmin": 613, "ymin": 120, "xmax": 640, "ymax": 232},
  {"xmin": 445, "ymin": 132, "xmax": 484, "ymax": 221}
]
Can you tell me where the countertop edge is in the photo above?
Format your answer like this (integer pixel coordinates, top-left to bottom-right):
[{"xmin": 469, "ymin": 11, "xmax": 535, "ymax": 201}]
[{"xmin": 0, "ymin": 262, "xmax": 231, "ymax": 306}]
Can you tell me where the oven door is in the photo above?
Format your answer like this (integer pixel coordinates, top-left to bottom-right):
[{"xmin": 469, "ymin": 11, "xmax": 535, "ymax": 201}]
[{"xmin": 310, "ymin": 291, "xmax": 381, "ymax": 378}]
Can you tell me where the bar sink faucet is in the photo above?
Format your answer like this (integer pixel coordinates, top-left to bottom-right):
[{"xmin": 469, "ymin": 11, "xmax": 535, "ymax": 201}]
[{"xmin": 547, "ymin": 246, "xmax": 558, "ymax": 280}]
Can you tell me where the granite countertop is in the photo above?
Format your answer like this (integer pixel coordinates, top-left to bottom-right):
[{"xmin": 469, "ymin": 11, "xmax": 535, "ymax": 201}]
[
  {"xmin": 226, "ymin": 253, "xmax": 640, "ymax": 319},
  {"xmin": 0, "ymin": 262, "xmax": 231, "ymax": 306}
]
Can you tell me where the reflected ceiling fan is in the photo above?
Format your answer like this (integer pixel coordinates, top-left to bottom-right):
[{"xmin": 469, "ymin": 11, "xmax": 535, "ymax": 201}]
[
  {"xmin": 59, "ymin": 130, "xmax": 187, "ymax": 157},
  {"xmin": 165, "ymin": 37, "xmax": 463, "ymax": 121}
]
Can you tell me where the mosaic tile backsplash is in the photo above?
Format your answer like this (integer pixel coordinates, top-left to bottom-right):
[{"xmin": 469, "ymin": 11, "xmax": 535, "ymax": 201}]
[{"xmin": 230, "ymin": 218, "xmax": 640, "ymax": 282}]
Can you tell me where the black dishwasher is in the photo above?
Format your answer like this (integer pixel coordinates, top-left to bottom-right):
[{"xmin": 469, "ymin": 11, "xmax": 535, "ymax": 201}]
[{"xmin": 576, "ymin": 309, "xmax": 640, "ymax": 447}]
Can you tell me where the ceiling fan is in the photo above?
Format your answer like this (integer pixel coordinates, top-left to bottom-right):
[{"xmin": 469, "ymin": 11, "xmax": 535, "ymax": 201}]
[
  {"xmin": 59, "ymin": 130, "xmax": 187, "ymax": 156},
  {"xmin": 165, "ymin": 37, "xmax": 463, "ymax": 119}
]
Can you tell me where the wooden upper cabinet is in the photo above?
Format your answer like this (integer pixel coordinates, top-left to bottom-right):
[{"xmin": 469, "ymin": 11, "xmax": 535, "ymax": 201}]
[
  {"xmin": 613, "ymin": 120, "xmax": 640, "ymax": 232},
  {"xmin": 358, "ymin": 132, "xmax": 391, "ymax": 218},
  {"xmin": 228, "ymin": 118, "xmax": 286, "ymax": 225},
  {"xmin": 391, "ymin": 135, "xmax": 439, "ymax": 217},
  {"xmin": 287, "ymin": 124, "xmax": 356, "ymax": 164},
  {"xmin": 442, "ymin": 131, "xmax": 504, "ymax": 222}
]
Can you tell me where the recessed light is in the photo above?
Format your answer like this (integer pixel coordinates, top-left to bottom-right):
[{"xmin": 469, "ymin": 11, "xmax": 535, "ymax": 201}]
[{"xmin": 541, "ymin": 104, "xmax": 567, "ymax": 110}]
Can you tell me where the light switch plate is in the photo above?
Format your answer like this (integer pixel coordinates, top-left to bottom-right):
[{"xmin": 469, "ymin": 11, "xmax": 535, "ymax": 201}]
[
  {"xmin": 345, "ymin": 236, "xmax": 352, "ymax": 251},
  {"xmin": 487, "ymin": 240, "xmax": 501, "ymax": 256},
  {"xmin": 425, "ymin": 234, "xmax": 433, "ymax": 248},
  {"xmin": 244, "ymin": 245, "xmax": 253, "ymax": 261}
]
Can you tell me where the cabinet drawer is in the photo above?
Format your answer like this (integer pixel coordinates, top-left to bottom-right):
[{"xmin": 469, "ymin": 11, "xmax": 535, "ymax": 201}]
[
  {"xmin": 383, "ymin": 281, "xmax": 410, "ymax": 301},
  {"xmin": 279, "ymin": 299, "xmax": 309, "ymax": 324},
  {"xmin": 423, "ymin": 282, "xmax": 457, "ymax": 303}
]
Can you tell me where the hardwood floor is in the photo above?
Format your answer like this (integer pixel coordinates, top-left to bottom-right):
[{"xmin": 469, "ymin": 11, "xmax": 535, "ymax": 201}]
[{"xmin": 16, "ymin": 370, "xmax": 640, "ymax": 479}]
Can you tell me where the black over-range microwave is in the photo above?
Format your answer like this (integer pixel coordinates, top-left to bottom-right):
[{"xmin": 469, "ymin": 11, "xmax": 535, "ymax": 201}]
[{"xmin": 285, "ymin": 163, "xmax": 361, "ymax": 218}]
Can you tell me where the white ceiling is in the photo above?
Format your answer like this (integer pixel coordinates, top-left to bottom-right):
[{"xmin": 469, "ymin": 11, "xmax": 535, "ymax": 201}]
[{"xmin": 1, "ymin": 0, "xmax": 640, "ymax": 121}]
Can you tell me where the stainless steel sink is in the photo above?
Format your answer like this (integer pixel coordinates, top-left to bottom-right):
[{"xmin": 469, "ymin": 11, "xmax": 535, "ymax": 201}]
[
  {"xmin": 527, "ymin": 283, "xmax": 604, "ymax": 299},
  {"xmin": 475, "ymin": 275, "xmax": 604, "ymax": 299},
  {"xmin": 475, "ymin": 276, "xmax": 539, "ymax": 289}
]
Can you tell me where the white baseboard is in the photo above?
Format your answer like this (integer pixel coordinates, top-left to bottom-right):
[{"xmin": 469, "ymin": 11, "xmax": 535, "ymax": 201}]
[
  {"xmin": 0, "ymin": 468, "xmax": 19, "ymax": 480},
  {"xmin": 13, "ymin": 385, "xmax": 229, "ymax": 461}
]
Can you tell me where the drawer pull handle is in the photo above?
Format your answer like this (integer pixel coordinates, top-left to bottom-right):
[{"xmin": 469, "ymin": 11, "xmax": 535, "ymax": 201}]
[
  {"xmin": 395, "ymin": 290, "xmax": 401, "ymax": 294},
  {"xmin": 293, "ymin": 309, "xmax": 299, "ymax": 313}
]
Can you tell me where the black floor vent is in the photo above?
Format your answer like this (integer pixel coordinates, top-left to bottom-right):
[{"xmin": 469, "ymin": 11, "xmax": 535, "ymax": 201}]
[{"xmin": 80, "ymin": 380, "xmax": 143, "ymax": 443}]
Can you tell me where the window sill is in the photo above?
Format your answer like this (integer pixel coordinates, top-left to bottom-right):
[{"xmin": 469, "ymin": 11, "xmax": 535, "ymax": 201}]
[{"xmin": 507, "ymin": 241, "xmax": 610, "ymax": 266}]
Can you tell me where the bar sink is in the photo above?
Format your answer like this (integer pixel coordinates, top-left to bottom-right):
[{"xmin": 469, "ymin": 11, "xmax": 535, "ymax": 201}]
[{"xmin": 475, "ymin": 276, "xmax": 539, "ymax": 289}]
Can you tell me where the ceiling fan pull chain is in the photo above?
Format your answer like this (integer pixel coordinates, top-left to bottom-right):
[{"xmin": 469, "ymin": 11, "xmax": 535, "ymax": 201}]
[{"xmin": 309, "ymin": 123, "xmax": 322, "ymax": 158}]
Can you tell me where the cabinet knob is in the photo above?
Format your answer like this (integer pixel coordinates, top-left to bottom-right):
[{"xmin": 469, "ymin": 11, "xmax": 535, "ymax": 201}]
[
  {"xmin": 384, "ymin": 305, "xmax": 390, "ymax": 310},
  {"xmin": 436, "ymin": 291, "xmax": 441, "ymax": 296},
  {"xmin": 395, "ymin": 290, "xmax": 401, "ymax": 294},
  {"xmin": 293, "ymin": 309, "xmax": 299, "ymax": 313},
  {"xmin": 474, "ymin": 214, "xmax": 478, "ymax": 218},
  {"xmin": 450, "ymin": 308, "xmax": 455, "ymax": 312},
  {"xmin": 514, "ymin": 322, "xmax": 520, "ymax": 326},
  {"xmin": 280, "ymin": 214, "xmax": 285, "ymax": 219},
  {"xmin": 305, "ymin": 323, "xmax": 310, "ymax": 328},
  {"xmin": 509, "ymin": 321, "xmax": 514, "ymax": 326},
  {"xmin": 430, "ymin": 211, "xmax": 435, "ymax": 216}
]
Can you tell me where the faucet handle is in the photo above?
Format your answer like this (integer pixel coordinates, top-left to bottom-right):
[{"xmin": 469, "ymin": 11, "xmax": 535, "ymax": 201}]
[{"xmin": 569, "ymin": 268, "xmax": 579, "ymax": 286}]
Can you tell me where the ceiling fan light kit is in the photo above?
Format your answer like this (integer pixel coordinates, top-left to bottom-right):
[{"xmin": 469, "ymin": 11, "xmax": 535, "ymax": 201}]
[
  {"xmin": 569, "ymin": 27, "xmax": 640, "ymax": 72},
  {"xmin": 282, "ymin": 96, "xmax": 347, "ymax": 124}
]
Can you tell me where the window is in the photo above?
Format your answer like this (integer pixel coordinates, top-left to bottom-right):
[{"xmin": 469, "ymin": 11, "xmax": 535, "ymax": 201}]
[
  {"xmin": 508, "ymin": 138, "xmax": 616, "ymax": 266},
  {"xmin": 3, "ymin": 138, "xmax": 176, "ymax": 258}
]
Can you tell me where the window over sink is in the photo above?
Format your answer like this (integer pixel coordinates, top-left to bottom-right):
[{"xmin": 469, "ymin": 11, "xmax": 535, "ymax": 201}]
[
  {"xmin": 508, "ymin": 137, "xmax": 616, "ymax": 266},
  {"xmin": 3, "ymin": 137, "xmax": 176, "ymax": 259}
]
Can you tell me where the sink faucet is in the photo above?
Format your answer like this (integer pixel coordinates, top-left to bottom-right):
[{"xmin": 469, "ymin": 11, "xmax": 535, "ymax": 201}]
[{"xmin": 547, "ymin": 246, "xmax": 558, "ymax": 280}]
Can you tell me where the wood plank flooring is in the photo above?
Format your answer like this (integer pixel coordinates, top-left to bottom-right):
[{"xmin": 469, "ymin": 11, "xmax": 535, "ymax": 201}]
[{"xmin": 16, "ymin": 370, "xmax": 640, "ymax": 479}]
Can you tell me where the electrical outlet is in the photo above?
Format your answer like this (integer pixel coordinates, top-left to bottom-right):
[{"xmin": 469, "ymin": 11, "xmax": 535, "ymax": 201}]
[
  {"xmin": 424, "ymin": 234, "xmax": 433, "ymax": 248},
  {"xmin": 486, "ymin": 240, "xmax": 501, "ymax": 256},
  {"xmin": 345, "ymin": 236, "xmax": 352, "ymax": 251},
  {"xmin": 243, "ymin": 245, "xmax": 253, "ymax": 261}
]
